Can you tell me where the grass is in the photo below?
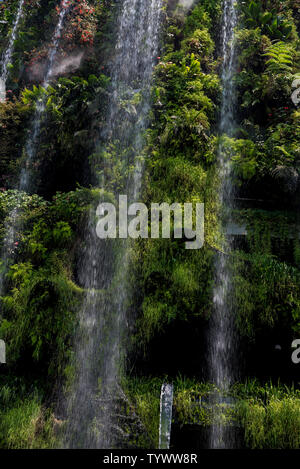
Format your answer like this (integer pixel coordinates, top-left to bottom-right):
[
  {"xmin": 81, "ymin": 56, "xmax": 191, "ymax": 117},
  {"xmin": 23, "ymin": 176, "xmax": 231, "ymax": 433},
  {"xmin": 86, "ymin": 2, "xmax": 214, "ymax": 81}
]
[
  {"xmin": 0, "ymin": 380, "xmax": 56, "ymax": 449},
  {"xmin": 124, "ymin": 376, "xmax": 300, "ymax": 449}
]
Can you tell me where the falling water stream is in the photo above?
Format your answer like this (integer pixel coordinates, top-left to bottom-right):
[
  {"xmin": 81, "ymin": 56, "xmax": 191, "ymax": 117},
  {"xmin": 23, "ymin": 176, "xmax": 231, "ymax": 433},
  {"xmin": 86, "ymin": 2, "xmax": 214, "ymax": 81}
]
[
  {"xmin": 0, "ymin": 0, "xmax": 241, "ymax": 450},
  {"xmin": 208, "ymin": 0, "xmax": 238, "ymax": 449},
  {"xmin": 0, "ymin": 0, "xmax": 25, "ymax": 101},
  {"xmin": 20, "ymin": 1, "xmax": 70, "ymax": 192},
  {"xmin": 63, "ymin": 0, "xmax": 162, "ymax": 449},
  {"xmin": 0, "ymin": 2, "xmax": 70, "ymax": 313}
]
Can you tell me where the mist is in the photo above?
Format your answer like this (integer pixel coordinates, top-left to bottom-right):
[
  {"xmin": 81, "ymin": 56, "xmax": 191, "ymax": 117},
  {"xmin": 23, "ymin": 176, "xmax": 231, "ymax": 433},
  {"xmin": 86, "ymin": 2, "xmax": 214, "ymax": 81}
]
[
  {"xmin": 178, "ymin": 0, "xmax": 195, "ymax": 9},
  {"xmin": 50, "ymin": 52, "xmax": 84, "ymax": 77},
  {"xmin": 28, "ymin": 51, "xmax": 84, "ymax": 82}
]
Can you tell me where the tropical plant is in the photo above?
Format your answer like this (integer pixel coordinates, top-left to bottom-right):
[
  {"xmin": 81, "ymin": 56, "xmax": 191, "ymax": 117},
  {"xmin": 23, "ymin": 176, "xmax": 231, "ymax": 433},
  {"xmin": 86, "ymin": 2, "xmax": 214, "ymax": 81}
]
[
  {"xmin": 241, "ymin": 1, "xmax": 293, "ymax": 39},
  {"xmin": 263, "ymin": 41, "xmax": 294, "ymax": 74}
]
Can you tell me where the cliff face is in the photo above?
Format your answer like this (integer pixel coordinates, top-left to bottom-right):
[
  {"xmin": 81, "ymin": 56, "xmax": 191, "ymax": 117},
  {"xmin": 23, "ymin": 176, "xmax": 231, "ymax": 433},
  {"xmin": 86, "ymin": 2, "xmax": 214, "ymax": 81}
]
[{"xmin": 0, "ymin": 0, "xmax": 299, "ymax": 449}]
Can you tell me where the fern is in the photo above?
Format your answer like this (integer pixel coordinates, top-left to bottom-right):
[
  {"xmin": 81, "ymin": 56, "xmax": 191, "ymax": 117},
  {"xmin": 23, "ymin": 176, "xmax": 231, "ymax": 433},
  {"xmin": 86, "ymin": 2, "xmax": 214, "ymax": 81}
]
[{"xmin": 263, "ymin": 41, "xmax": 294, "ymax": 74}]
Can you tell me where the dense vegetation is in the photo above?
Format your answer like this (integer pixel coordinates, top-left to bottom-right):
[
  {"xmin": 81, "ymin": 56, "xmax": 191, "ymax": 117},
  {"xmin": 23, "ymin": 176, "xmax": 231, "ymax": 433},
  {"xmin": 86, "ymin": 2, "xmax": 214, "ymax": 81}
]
[{"xmin": 0, "ymin": 0, "xmax": 299, "ymax": 449}]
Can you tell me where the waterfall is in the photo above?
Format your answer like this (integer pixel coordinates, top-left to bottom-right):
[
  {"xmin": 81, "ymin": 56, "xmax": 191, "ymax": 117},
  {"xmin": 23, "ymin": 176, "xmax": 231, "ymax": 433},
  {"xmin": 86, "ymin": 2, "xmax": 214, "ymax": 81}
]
[
  {"xmin": 20, "ymin": 1, "xmax": 70, "ymax": 193},
  {"xmin": 0, "ymin": 2, "xmax": 70, "ymax": 316},
  {"xmin": 208, "ymin": 0, "xmax": 238, "ymax": 449},
  {"xmin": 0, "ymin": 0, "xmax": 25, "ymax": 102},
  {"xmin": 62, "ymin": 0, "xmax": 162, "ymax": 449}
]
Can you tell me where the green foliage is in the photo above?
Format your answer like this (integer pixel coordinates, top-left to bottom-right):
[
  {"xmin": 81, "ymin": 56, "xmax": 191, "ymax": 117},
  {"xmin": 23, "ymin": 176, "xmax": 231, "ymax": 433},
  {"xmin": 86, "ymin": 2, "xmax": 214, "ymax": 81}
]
[
  {"xmin": 132, "ymin": 2, "xmax": 221, "ymax": 351},
  {"xmin": 182, "ymin": 28, "xmax": 214, "ymax": 57},
  {"xmin": 183, "ymin": 1, "xmax": 222, "ymax": 36},
  {"xmin": 233, "ymin": 251, "xmax": 300, "ymax": 338},
  {"xmin": 213, "ymin": 136, "xmax": 259, "ymax": 182},
  {"xmin": 0, "ymin": 188, "xmax": 98, "ymax": 378},
  {"xmin": 0, "ymin": 378, "xmax": 55, "ymax": 449},
  {"xmin": 241, "ymin": 1, "xmax": 293, "ymax": 39},
  {"xmin": 0, "ymin": 397, "xmax": 55, "ymax": 449},
  {"xmin": 125, "ymin": 377, "xmax": 300, "ymax": 449},
  {"xmin": 0, "ymin": 100, "xmax": 31, "ymax": 188},
  {"xmin": 0, "ymin": 0, "xmax": 300, "ymax": 450},
  {"xmin": 237, "ymin": 396, "xmax": 300, "ymax": 449},
  {"xmin": 264, "ymin": 41, "xmax": 294, "ymax": 74},
  {"xmin": 1, "ymin": 259, "xmax": 82, "ymax": 375},
  {"xmin": 124, "ymin": 377, "xmax": 163, "ymax": 448},
  {"xmin": 135, "ymin": 240, "xmax": 213, "ymax": 345}
]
